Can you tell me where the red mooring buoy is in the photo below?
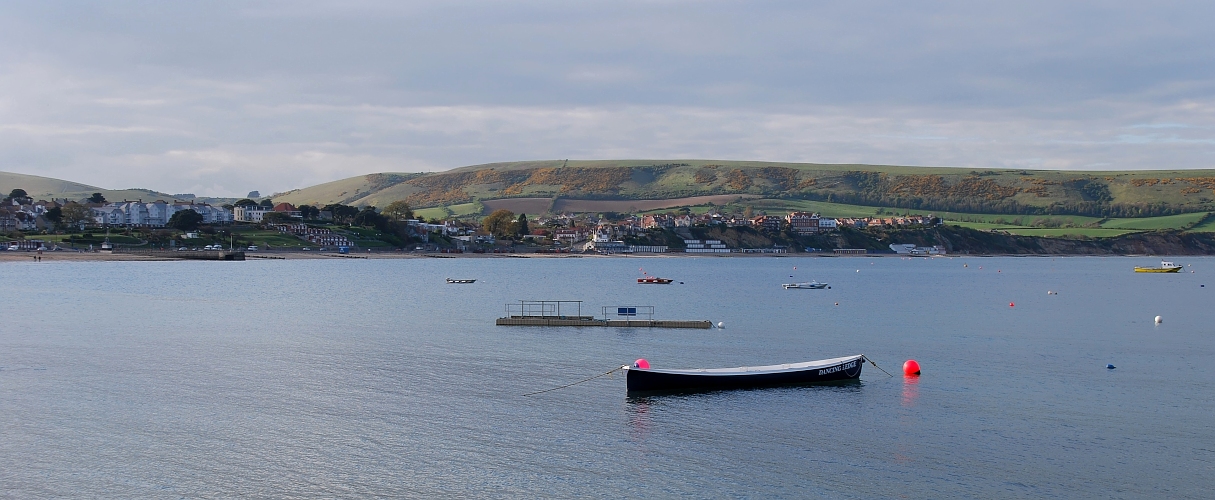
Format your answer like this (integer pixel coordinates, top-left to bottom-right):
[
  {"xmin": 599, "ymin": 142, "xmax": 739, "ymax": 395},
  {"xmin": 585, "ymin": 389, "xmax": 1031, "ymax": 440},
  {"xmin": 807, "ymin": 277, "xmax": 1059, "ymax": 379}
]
[
  {"xmin": 903, "ymin": 359, "xmax": 921, "ymax": 376},
  {"xmin": 1009, "ymin": 302, "xmax": 1015, "ymax": 307}
]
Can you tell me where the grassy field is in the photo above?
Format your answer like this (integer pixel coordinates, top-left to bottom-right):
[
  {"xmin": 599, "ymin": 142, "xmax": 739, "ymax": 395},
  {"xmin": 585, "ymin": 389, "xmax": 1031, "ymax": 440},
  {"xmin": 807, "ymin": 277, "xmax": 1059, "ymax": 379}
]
[
  {"xmin": 746, "ymin": 199, "xmax": 884, "ymax": 218},
  {"xmin": 415, "ymin": 202, "xmax": 481, "ymax": 220},
  {"xmin": 1099, "ymin": 212, "xmax": 1208, "ymax": 230},
  {"xmin": 946, "ymin": 222, "xmax": 1137, "ymax": 237},
  {"xmin": 746, "ymin": 199, "xmax": 1108, "ymax": 227},
  {"xmin": 1001, "ymin": 228, "xmax": 1140, "ymax": 238},
  {"xmin": 1185, "ymin": 216, "xmax": 1215, "ymax": 232},
  {"xmin": 227, "ymin": 228, "xmax": 311, "ymax": 248}
]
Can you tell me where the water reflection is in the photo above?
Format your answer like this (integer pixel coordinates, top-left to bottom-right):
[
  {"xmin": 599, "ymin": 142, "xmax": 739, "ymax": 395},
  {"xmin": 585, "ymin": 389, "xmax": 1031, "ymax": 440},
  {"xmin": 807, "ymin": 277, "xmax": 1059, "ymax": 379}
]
[
  {"xmin": 902, "ymin": 375, "xmax": 920, "ymax": 408},
  {"xmin": 625, "ymin": 397, "xmax": 652, "ymax": 442}
]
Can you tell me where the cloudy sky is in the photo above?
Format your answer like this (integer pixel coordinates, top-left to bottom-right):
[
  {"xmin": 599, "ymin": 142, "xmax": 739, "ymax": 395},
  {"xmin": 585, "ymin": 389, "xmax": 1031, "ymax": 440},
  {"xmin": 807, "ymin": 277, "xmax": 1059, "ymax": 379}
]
[{"xmin": 1, "ymin": 1, "xmax": 1213, "ymax": 196}]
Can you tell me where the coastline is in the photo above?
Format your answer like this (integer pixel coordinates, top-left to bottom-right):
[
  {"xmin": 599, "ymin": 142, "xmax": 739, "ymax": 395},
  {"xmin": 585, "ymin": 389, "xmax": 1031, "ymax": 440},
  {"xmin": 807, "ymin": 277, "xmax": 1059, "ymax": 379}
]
[{"xmin": 0, "ymin": 250, "xmax": 1186, "ymax": 263}]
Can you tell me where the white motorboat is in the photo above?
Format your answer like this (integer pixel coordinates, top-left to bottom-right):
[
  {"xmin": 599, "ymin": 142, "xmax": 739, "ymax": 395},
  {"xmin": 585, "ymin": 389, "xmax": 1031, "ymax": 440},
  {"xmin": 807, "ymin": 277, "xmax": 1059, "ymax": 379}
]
[{"xmin": 783, "ymin": 281, "xmax": 829, "ymax": 289}]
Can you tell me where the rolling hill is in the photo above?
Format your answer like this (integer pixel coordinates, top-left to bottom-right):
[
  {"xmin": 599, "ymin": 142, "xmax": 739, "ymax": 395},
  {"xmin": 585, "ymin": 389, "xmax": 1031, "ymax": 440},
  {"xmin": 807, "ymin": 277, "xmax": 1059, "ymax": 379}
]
[
  {"xmin": 0, "ymin": 171, "xmax": 228, "ymax": 205},
  {"xmin": 272, "ymin": 160, "xmax": 1215, "ymax": 218},
  {"xmin": 0, "ymin": 171, "xmax": 102, "ymax": 198},
  {"xmin": 10, "ymin": 160, "xmax": 1215, "ymax": 221}
]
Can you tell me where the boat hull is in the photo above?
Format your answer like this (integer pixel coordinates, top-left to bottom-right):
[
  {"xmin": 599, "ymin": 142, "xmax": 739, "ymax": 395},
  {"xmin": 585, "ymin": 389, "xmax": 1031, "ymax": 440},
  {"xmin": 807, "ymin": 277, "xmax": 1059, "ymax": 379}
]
[
  {"xmin": 625, "ymin": 355, "xmax": 864, "ymax": 393},
  {"xmin": 637, "ymin": 278, "xmax": 673, "ymax": 284},
  {"xmin": 1133, "ymin": 267, "xmax": 1181, "ymax": 273},
  {"xmin": 783, "ymin": 282, "xmax": 828, "ymax": 289}
]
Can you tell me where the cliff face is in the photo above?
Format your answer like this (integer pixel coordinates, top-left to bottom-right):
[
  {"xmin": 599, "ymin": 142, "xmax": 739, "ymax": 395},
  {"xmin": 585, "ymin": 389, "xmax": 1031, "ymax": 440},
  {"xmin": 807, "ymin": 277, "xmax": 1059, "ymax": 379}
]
[
  {"xmin": 679, "ymin": 225, "xmax": 1215, "ymax": 255},
  {"xmin": 855, "ymin": 226, "xmax": 1215, "ymax": 255}
]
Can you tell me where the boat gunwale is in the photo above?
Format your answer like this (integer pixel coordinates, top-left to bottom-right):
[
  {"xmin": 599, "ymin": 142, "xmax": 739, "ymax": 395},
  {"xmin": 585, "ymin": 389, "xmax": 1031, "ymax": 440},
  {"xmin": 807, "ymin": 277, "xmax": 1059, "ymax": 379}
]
[{"xmin": 624, "ymin": 354, "xmax": 864, "ymax": 377}]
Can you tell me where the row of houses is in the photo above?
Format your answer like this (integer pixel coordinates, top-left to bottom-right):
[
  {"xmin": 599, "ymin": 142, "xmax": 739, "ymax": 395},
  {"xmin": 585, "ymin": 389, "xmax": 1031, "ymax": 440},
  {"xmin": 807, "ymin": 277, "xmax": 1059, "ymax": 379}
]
[
  {"xmin": 268, "ymin": 223, "xmax": 354, "ymax": 247},
  {"xmin": 0, "ymin": 210, "xmax": 39, "ymax": 231},
  {"xmin": 92, "ymin": 200, "xmax": 233, "ymax": 227},
  {"xmin": 1, "ymin": 199, "xmax": 59, "ymax": 231}
]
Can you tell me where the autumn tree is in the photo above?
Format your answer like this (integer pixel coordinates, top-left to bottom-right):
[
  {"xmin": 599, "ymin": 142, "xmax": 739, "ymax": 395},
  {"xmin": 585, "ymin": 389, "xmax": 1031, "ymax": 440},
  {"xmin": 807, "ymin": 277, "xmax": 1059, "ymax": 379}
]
[
  {"xmin": 482, "ymin": 209, "xmax": 516, "ymax": 239},
  {"xmin": 382, "ymin": 200, "xmax": 415, "ymax": 221},
  {"xmin": 61, "ymin": 203, "xmax": 94, "ymax": 228}
]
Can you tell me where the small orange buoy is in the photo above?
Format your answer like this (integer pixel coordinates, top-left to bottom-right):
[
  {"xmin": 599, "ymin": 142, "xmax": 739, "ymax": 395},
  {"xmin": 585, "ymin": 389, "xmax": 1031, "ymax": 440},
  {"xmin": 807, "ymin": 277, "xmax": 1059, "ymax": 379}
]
[
  {"xmin": 903, "ymin": 359, "xmax": 921, "ymax": 376},
  {"xmin": 1009, "ymin": 302, "xmax": 1015, "ymax": 307}
]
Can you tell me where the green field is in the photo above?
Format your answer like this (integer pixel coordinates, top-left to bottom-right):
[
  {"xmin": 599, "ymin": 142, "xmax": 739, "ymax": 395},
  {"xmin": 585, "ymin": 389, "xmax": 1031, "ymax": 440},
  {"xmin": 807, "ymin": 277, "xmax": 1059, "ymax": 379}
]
[
  {"xmin": 1186, "ymin": 216, "xmax": 1215, "ymax": 232},
  {"xmin": 1099, "ymin": 212, "xmax": 1209, "ymax": 230},
  {"xmin": 747, "ymin": 199, "xmax": 889, "ymax": 218},
  {"xmin": 1001, "ymin": 228, "xmax": 1140, "ymax": 238},
  {"xmin": 415, "ymin": 202, "xmax": 481, "ymax": 220},
  {"xmin": 228, "ymin": 228, "xmax": 311, "ymax": 248}
]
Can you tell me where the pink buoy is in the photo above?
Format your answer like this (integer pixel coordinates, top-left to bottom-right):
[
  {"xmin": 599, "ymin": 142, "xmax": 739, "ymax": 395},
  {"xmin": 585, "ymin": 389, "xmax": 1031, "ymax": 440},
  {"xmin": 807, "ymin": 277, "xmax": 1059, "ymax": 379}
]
[
  {"xmin": 903, "ymin": 359, "xmax": 921, "ymax": 376},
  {"xmin": 633, "ymin": 359, "xmax": 650, "ymax": 369}
]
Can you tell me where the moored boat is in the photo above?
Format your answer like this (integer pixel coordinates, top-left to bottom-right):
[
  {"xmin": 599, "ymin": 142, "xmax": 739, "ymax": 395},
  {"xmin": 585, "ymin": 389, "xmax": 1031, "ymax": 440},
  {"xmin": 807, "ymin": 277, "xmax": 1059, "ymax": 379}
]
[
  {"xmin": 1134, "ymin": 260, "xmax": 1182, "ymax": 273},
  {"xmin": 624, "ymin": 354, "xmax": 865, "ymax": 393},
  {"xmin": 637, "ymin": 276, "xmax": 674, "ymax": 284},
  {"xmin": 783, "ymin": 281, "xmax": 829, "ymax": 289},
  {"xmin": 446, "ymin": 278, "xmax": 476, "ymax": 283}
]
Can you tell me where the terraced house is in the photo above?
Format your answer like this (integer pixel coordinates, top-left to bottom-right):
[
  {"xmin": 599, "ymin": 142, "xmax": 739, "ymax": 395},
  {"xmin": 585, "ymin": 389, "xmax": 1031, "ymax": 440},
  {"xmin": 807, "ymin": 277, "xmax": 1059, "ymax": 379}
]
[{"xmin": 91, "ymin": 201, "xmax": 233, "ymax": 227}]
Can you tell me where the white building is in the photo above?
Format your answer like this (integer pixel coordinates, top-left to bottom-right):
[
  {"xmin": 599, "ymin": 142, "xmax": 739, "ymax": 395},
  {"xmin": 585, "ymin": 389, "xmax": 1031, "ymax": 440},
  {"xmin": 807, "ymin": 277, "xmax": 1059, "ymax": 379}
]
[
  {"xmin": 233, "ymin": 205, "xmax": 272, "ymax": 222},
  {"xmin": 684, "ymin": 239, "xmax": 731, "ymax": 253},
  {"xmin": 92, "ymin": 201, "xmax": 233, "ymax": 227}
]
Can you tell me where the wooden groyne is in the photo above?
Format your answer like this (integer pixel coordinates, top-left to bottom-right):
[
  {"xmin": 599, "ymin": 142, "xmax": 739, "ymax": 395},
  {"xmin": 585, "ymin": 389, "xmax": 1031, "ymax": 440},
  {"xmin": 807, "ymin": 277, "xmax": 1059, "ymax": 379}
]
[{"xmin": 496, "ymin": 317, "xmax": 712, "ymax": 329}]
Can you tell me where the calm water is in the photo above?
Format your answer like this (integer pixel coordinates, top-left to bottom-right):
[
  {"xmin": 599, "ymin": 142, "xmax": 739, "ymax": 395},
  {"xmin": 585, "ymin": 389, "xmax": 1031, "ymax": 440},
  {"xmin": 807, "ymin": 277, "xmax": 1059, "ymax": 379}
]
[{"xmin": 1, "ymin": 255, "xmax": 1212, "ymax": 498}]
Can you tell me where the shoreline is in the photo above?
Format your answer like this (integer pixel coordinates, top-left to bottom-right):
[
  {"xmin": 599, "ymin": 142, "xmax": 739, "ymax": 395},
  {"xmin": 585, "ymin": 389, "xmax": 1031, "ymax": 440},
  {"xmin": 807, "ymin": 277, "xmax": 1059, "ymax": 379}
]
[{"xmin": 0, "ymin": 250, "xmax": 1197, "ymax": 263}]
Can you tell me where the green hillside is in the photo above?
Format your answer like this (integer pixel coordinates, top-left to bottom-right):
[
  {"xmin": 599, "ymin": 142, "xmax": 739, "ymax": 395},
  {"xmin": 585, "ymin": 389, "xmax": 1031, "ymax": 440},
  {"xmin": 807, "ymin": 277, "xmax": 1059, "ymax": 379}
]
[
  {"xmin": 0, "ymin": 171, "xmax": 231, "ymax": 205},
  {"xmin": 272, "ymin": 160, "xmax": 1215, "ymax": 219},
  {"xmin": 0, "ymin": 171, "xmax": 102, "ymax": 198}
]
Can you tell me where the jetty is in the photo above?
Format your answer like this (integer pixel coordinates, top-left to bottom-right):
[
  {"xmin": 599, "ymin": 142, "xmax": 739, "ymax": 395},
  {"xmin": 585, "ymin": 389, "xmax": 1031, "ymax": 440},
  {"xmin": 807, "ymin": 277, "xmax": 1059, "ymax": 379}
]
[{"xmin": 495, "ymin": 301, "xmax": 712, "ymax": 329}]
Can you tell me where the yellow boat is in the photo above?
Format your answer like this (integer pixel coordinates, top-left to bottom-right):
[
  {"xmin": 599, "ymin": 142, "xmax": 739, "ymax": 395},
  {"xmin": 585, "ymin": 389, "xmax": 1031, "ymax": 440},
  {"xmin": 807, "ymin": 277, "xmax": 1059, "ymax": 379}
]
[{"xmin": 1134, "ymin": 260, "xmax": 1183, "ymax": 273}]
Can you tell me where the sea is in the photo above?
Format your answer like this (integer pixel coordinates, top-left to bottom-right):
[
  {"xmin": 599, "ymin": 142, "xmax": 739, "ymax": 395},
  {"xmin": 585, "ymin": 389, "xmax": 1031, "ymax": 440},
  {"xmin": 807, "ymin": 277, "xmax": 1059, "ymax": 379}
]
[{"xmin": 1, "ymin": 255, "xmax": 1212, "ymax": 498}]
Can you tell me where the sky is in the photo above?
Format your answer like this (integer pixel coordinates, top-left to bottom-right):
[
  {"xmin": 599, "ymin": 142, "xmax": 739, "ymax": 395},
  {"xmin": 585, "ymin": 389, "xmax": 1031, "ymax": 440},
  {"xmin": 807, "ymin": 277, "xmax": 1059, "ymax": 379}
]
[{"xmin": 1, "ymin": 0, "xmax": 1213, "ymax": 197}]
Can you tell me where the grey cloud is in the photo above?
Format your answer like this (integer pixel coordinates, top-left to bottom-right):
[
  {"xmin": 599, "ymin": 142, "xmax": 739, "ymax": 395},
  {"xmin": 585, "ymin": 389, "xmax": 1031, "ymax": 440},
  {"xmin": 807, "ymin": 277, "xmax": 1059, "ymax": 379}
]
[{"xmin": 0, "ymin": 1, "xmax": 1213, "ymax": 196}]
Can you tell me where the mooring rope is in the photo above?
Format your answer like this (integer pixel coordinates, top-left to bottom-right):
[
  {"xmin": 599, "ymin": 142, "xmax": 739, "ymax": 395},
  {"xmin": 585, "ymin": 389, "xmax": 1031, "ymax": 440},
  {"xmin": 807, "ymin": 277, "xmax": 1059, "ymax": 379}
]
[
  {"xmin": 863, "ymin": 355, "xmax": 895, "ymax": 378},
  {"xmin": 522, "ymin": 366, "xmax": 625, "ymax": 397}
]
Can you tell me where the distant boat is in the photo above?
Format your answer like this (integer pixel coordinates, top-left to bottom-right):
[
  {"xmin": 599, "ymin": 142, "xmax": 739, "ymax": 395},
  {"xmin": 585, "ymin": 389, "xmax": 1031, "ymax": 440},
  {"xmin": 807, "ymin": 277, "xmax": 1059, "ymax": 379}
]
[
  {"xmin": 1134, "ymin": 261, "xmax": 1182, "ymax": 273},
  {"xmin": 624, "ymin": 354, "xmax": 865, "ymax": 393},
  {"xmin": 446, "ymin": 278, "xmax": 476, "ymax": 283},
  {"xmin": 637, "ymin": 276, "xmax": 674, "ymax": 284},
  {"xmin": 783, "ymin": 281, "xmax": 830, "ymax": 289}
]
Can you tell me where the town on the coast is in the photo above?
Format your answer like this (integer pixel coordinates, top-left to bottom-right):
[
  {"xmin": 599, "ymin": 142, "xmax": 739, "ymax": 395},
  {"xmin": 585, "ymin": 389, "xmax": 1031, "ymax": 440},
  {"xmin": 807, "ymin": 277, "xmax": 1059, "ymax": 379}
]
[{"xmin": 1, "ymin": 187, "xmax": 947, "ymax": 256}]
